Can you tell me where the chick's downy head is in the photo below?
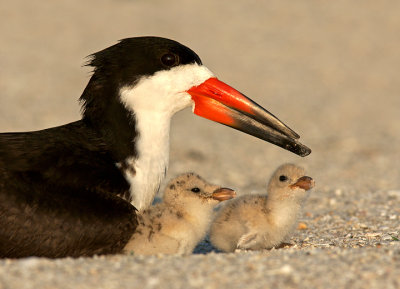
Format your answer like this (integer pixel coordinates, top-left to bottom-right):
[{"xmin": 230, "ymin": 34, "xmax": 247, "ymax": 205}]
[
  {"xmin": 267, "ymin": 164, "xmax": 314, "ymax": 202},
  {"xmin": 163, "ymin": 173, "xmax": 235, "ymax": 206}
]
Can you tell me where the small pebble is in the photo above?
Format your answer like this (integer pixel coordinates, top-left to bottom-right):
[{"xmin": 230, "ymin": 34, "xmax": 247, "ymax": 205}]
[{"xmin": 297, "ymin": 222, "xmax": 308, "ymax": 230}]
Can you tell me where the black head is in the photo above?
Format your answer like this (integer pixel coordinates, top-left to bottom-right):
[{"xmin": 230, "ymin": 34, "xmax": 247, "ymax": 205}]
[
  {"xmin": 85, "ymin": 37, "xmax": 202, "ymax": 88},
  {"xmin": 79, "ymin": 37, "xmax": 202, "ymax": 161}
]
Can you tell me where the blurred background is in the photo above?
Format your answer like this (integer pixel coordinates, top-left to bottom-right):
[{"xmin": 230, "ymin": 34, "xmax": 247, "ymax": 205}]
[{"xmin": 1, "ymin": 0, "xmax": 399, "ymax": 197}]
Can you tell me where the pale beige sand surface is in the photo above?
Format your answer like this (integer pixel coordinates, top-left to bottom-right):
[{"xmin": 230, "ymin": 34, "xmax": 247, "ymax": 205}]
[{"xmin": 1, "ymin": 1, "xmax": 400, "ymax": 288}]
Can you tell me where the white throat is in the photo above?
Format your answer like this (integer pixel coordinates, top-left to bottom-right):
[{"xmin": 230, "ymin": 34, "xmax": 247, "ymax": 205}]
[{"xmin": 118, "ymin": 63, "xmax": 214, "ymax": 210}]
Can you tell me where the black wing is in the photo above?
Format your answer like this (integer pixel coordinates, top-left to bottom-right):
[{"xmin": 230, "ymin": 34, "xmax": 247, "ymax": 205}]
[{"xmin": 0, "ymin": 121, "xmax": 137, "ymax": 257}]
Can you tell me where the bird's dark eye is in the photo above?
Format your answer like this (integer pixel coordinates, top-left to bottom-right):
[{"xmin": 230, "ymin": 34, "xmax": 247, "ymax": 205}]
[
  {"xmin": 191, "ymin": 187, "xmax": 200, "ymax": 193},
  {"xmin": 279, "ymin": 175, "xmax": 288, "ymax": 182},
  {"xmin": 161, "ymin": 53, "xmax": 178, "ymax": 67}
]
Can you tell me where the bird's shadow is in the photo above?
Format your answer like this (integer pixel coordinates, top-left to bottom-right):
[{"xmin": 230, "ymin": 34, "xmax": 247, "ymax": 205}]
[{"xmin": 193, "ymin": 236, "xmax": 222, "ymax": 254}]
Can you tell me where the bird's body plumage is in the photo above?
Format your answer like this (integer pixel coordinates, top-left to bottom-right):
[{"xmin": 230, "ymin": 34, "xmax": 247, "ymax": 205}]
[
  {"xmin": 209, "ymin": 164, "xmax": 314, "ymax": 252},
  {"xmin": 0, "ymin": 121, "xmax": 138, "ymax": 257},
  {"xmin": 123, "ymin": 173, "xmax": 235, "ymax": 256}
]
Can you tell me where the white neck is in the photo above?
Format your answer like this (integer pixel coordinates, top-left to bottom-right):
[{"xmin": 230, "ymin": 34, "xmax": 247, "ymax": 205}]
[{"xmin": 118, "ymin": 64, "xmax": 214, "ymax": 210}]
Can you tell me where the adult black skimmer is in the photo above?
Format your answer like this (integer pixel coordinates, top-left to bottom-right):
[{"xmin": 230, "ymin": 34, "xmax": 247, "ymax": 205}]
[
  {"xmin": 0, "ymin": 37, "xmax": 310, "ymax": 258},
  {"xmin": 124, "ymin": 173, "xmax": 235, "ymax": 256},
  {"xmin": 209, "ymin": 164, "xmax": 314, "ymax": 252}
]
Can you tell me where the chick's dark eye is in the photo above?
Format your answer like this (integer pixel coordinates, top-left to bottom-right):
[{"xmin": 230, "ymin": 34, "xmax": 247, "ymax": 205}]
[
  {"xmin": 161, "ymin": 53, "xmax": 178, "ymax": 67},
  {"xmin": 191, "ymin": 187, "xmax": 200, "ymax": 193},
  {"xmin": 279, "ymin": 175, "xmax": 288, "ymax": 182}
]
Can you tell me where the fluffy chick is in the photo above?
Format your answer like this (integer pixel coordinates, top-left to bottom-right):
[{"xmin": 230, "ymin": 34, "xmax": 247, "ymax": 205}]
[
  {"xmin": 209, "ymin": 164, "xmax": 314, "ymax": 252},
  {"xmin": 123, "ymin": 173, "xmax": 235, "ymax": 255}
]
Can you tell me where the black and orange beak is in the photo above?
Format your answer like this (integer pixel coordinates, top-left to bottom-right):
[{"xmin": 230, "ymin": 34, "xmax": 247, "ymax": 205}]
[{"xmin": 187, "ymin": 77, "xmax": 311, "ymax": 156}]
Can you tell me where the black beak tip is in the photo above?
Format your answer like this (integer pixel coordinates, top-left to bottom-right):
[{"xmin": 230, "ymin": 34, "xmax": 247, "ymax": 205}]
[{"xmin": 285, "ymin": 141, "xmax": 312, "ymax": 157}]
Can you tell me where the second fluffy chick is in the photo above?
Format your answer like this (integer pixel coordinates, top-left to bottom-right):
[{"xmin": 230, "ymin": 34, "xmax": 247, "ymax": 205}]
[
  {"xmin": 124, "ymin": 173, "xmax": 235, "ymax": 255},
  {"xmin": 209, "ymin": 164, "xmax": 314, "ymax": 252}
]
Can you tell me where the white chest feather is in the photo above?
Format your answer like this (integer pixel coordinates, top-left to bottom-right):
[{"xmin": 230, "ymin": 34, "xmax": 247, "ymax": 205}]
[
  {"xmin": 118, "ymin": 63, "xmax": 214, "ymax": 210},
  {"xmin": 122, "ymin": 114, "xmax": 170, "ymax": 211},
  {"xmin": 270, "ymin": 201, "xmax": 301, "ymax": 232}
]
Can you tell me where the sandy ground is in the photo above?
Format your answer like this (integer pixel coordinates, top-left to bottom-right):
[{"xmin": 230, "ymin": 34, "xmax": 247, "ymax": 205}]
[{"xmin": 1, "ymin": 0, "xmax": 400, "ymax": 288}]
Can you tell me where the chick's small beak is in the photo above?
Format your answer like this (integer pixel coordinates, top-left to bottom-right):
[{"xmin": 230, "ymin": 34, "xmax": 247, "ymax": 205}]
[
  {"xmin": 212, "ymin": 188, "xmax": 236, "ymax": 201},
  {"xmin": 290, "ymin": 176, "xmax": 315, "ymax": 191}
]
